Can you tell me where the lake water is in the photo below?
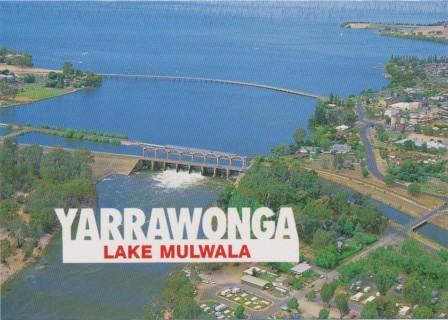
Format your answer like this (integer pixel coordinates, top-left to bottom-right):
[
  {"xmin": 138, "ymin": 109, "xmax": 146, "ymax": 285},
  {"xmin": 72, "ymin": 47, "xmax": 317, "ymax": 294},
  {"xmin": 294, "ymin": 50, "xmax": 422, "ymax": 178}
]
[
  {"xmin": 1, "ymin": 1, "xmax": 447, "ymax": 319},
  {"xmin": 1, "ymin": 172, "xmax": 227, "ymax": 320}
]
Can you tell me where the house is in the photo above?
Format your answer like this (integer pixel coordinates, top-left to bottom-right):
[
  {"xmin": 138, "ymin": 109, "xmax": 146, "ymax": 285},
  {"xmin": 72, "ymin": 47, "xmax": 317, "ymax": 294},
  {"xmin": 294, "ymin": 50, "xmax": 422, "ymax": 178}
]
[
  {"xmin": 0, "ymin": 74, "xmax": 15, "ymax": 82},
  {"xmin": 330, "ymin": 144, "xmax": 351, "ymax": 154},
  {"xmin": 273, "ymin": 276, "xmax": 289, "ymax": 287},
  {"xmin": 231, "ymin": 287, "xmax": 241, "ymax": 294},
  {"xmin": 220, "ymin": 289, "xmax": 231, "ymax": 296},
  {"xmin": 243, "ymin": 266, "xmax": 262, "ymax": 276},
  {"xmin": 290, "ymin": 262, "xmax": 311, "ymax": 275},
  {"xmin": 390, "ymin": 102, "xmax": 421, "ymax": 111},
  {"xmin": 215, "ymin": 304, "xmax": 227, "ymax": 312},
  {"xmin": 336, "ymin": 125, "xmax": 350, "ymax": 132},
  {"xmin": 274, "ymin": 286, "xmax": 289, "ymax": 295},
  {"xmin": 240, "ymin": 275, "xmax": 270, "ymax": 289},
  {"xmin": 342, "ymin": 160, "xmax": 353, "ymax": 169},
  {"xmin": 399, "ymin": 306, "xmax": 411, "ymax": 316},
  {"xmin": 294, "ymin": 146, "xmax": 319, "ymax": 157},
  {"xmin": 350, "ymin": 292, "xmax": 364, "ymax": 302},
  {"xmin": 363, "ymin": 296, "xmax": 376, "ymax": 304},
  {"xmin": 384, "ymin": 107, "xmax": 400, "ymax": 119}
]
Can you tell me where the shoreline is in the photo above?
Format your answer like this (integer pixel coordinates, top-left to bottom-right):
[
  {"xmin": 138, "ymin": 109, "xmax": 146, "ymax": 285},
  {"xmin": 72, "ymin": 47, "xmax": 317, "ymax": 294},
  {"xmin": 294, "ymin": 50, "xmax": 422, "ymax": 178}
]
[
  {"xmin": 0, "ymin": 232, "xmax": 54, "ymax": 286},
  {"xmin": 1, "ymin": 87, "xmax": 82, "ymax": 109},
  {"xmin": 0, "ymin": 63, "xmax": 84, "ymax": 108},
  {"xmin": 0, "ymin": 151, "xmax": 137, "ymax": 286}
]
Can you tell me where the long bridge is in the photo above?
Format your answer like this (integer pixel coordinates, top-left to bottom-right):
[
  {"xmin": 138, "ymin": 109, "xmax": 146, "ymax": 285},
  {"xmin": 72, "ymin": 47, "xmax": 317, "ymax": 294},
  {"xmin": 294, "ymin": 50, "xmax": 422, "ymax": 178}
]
[{"xmin": 99, "ymin": 73, "xmax": 327, "ymax": 100}]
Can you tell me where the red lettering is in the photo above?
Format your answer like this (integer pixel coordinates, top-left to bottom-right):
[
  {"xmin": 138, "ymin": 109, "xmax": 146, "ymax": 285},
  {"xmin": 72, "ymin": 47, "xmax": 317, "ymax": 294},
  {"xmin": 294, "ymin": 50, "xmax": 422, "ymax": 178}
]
[
  {"xmin": 240, "ymin": 244, "xmax": 251, "ymax": 258},
  {"xmin": 190, "ymin": 245, "xmax": 200, "ymax": 258},
  {"xmin": 141, "ymin": 245, "xmax": 152, "ymax": 258},
  {"xmin": 104, "ymin": 245, "xmax": 114, "ymax": 259},
  {"xmin": 127, "ymin": 245, "xmax": 140, "ymax": 258},
  {"xmin": 161, "ymin": 245, "xmax": 175, "ymax": 258},
  {"xmin": 115, "ymin": 245, "xmax": 126, "ymax": 258},
  {"xmin": 215, "ymin": 245, "xmax": 227, "ymax": 258},
  {"xmin": 199, "ymin": 244, "xmax": 215, "ymax": 257}
]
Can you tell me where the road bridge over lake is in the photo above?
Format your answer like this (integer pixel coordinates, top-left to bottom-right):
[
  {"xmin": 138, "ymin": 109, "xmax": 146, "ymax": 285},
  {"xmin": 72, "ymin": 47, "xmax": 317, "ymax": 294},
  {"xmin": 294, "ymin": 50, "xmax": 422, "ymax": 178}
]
[{"xmin": 99, "ymin": 73, "xmax": 327, "ymax": 100}]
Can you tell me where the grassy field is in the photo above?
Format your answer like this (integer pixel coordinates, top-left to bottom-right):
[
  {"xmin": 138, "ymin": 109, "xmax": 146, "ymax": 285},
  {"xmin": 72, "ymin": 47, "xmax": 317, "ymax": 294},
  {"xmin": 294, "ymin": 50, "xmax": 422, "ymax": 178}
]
[{"xmin": 14, "ymin": 83, "xmax": 71, "ymax": 103}]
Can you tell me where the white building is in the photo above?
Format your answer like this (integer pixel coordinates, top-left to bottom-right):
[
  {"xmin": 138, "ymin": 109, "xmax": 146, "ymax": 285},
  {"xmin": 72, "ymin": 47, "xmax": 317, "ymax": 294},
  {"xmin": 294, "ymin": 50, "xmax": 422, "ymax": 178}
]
[
  {"xmin": 390, "ymin": 102, "xmax": 421, "ymax": 111},
  {"xmin": 215, "ymin": 304, "xmax": 227, "ymax": 312},
  {"xmin": 350, "ymin": 292, "xmax": 364, "ymax": 302},
  {"xmin": 399, "ymin": 306, "xmax": 411, "ymax": 316},
  {"xmin": 290, "ymin": 262, "xmax": 311, "ymax": 275}
]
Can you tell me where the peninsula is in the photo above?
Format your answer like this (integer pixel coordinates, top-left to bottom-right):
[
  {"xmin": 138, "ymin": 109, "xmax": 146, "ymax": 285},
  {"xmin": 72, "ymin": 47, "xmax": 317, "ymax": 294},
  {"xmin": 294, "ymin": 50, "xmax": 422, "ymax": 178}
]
[
  {"xmin": 342, "ymin": 21, "xmax": 448, "ymax": 43},
  {"xmin": 0, "ymin": 48, "xmax": 102, "ymax": 107}
]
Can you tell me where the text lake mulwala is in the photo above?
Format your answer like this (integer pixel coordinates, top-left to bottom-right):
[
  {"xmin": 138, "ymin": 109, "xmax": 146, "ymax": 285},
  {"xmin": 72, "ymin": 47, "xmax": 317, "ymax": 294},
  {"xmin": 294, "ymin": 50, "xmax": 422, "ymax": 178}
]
[{"xmin": 55, "ymin": 207, "xmax": 299, "ymax": 263}]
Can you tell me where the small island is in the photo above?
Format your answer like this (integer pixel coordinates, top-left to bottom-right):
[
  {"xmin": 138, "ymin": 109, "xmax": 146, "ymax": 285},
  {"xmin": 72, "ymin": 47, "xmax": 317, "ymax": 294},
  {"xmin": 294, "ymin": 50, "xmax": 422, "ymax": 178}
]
[
  {"xmin": 0, "ymin": 48, "xmax": 102, "ymax": 107},
  {"xmin": 342, "ymin": 21, "xmax": 448, "ymax": 43}
]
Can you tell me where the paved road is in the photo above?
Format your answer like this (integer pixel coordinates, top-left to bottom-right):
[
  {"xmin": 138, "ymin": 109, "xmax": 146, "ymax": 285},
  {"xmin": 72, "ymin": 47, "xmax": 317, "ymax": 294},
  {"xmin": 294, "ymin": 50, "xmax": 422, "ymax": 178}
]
[
  {"xmin": 356, "ymin": 103, "xmax": 447, "ymax": 213},
  {"xmin": 356, "ymin": 103, "xmax": 385, "ymax": 180}
]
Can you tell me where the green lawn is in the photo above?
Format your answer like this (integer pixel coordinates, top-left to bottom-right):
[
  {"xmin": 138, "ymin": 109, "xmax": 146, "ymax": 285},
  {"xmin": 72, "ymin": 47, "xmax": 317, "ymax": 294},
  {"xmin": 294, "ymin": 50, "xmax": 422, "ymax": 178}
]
[
  {"xmin": 16, "ymin": 84, "xmax": 69, "ymax": 101},
  {"xmin": 257, "ymin": 273, "xmax": 278, "ymax": 282}
]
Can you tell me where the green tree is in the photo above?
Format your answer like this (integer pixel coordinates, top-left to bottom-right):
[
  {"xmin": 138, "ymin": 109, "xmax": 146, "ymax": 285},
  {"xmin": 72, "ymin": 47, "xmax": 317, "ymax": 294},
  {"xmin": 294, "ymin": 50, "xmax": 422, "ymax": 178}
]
[
  {"xmin": 384, "ymin": 174, "xmax": 395, "ymax": 186},
  {"xmin": 335, "ymin": 293, "xmax": 350, "ymax": 319},
  {"xmin": 315, "ymin": 245, "xmax": 338, "ymax": 269},
  {"xmin": 407, "ymin": 183, "xmax": 421, "ymax": 196},
  {"xmin": 375, "ymin": 270, "xmax": 396, "ymax": 295},
  {"xmin": 294, "ymin": 128, "xmax": 306, "ymax": 145},
  {"xmin": 271, "ymin": 144, "xmax": 292, "ymax": 156},
  {"xmin": 404, "ymin": 275, "xmax": 432, "ymax": 305},
  {"xmin": 319, "ymin": 308, "xmax": 330, "ymax": 319},
  {"xmin": 375, "ymin": 296, "xmax": 397, "ymax": 318},
  {"xmin": 413, "ymin": 306, "xmax": 434, "ymax": 319},
  {"xmin": 287, "ymin": 297, "xmax": 299, "ymax": 310},
  {"xmin": 160, "ymin": 270, "xmax": 201, "ymax": 319},
  {"xmin": 23, "ymin": 74, "xmax": 35, "ymax": 83},
  {"xmin": 234, "ymin": 305, "xmax": 245, "ymax": 319},
  {"xmin": 0, "ymin": 199, "xmax": 19, "ymax": 226},
  {"xmin": 361, "ymin": 302, "xmax": 379, "ymax": 319},
  {"xmin": 362, "ymin": 168, "xmax": 369, "ymax": 178},
  {"xmin": 0, "ymin": 239, "xmax": 13, "ymax": 263},
  {"xmin": 312, "ymin": 229, "xmax": 336, "ymax": 251},
  {"xmin": 63, "ymin": 61, "xmax": 74, "ymax": 74},
  {"xmin": 320, "ymin": 282, "xmax": 337, "ymax": 306}
]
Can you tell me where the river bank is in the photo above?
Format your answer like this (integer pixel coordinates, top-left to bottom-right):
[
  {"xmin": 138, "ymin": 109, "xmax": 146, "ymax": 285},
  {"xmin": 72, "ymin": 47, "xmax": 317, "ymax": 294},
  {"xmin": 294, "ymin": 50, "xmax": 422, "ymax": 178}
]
[
  {"xmin": 0, "ymin": 231, "xmax": 53, "ymax": 286},
  {"xmin": 0, "ymin": 146, "xmax": 139, "ymax": 286},
  {"xmin": 304, "ymin": 164, "xmax": 447, "ymax": 231}
]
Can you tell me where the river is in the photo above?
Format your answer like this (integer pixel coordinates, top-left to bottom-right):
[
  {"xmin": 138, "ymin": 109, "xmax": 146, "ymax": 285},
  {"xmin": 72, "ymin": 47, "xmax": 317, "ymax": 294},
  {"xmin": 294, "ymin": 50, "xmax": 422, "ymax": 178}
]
[{"xmin": 1, "ymin": 1, "xmax": 447, "ymax": 319}]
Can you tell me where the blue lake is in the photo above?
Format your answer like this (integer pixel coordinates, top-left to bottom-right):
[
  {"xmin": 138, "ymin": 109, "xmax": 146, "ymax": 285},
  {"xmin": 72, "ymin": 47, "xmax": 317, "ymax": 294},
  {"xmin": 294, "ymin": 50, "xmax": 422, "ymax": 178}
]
[
  {"xmin": 1, "ymin": 1, "xmax": 447, "ymax": 155},
  {"xmin": 1, "ymin": 1, "xmax": 447, "ymax": 319}
]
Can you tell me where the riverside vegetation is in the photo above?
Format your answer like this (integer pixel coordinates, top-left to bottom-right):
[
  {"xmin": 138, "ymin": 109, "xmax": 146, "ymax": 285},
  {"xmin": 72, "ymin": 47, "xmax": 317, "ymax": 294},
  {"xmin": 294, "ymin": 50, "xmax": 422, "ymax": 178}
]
[
  {"xmin": 5, "ymin": 124, "xmax": 128, "ymax": 146},
  {"xmin": 0, "ymin": 139, "xmax": 96, "ymax": 275}
]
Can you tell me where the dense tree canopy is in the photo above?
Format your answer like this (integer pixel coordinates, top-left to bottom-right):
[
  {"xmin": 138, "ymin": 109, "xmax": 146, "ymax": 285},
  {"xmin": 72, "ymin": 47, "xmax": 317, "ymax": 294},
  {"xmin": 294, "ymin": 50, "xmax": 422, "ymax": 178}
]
[{"xmin": 0, "ymin": 139, "xmax": 96, "ymax": 245}]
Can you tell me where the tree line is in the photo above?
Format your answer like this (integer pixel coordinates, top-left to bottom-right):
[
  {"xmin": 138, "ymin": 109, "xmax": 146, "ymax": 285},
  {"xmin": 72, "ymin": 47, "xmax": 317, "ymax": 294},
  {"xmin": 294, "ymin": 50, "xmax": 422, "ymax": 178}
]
[{"xmin": 0, "ymin": 139, "xmax": 96, "ymax": 262}]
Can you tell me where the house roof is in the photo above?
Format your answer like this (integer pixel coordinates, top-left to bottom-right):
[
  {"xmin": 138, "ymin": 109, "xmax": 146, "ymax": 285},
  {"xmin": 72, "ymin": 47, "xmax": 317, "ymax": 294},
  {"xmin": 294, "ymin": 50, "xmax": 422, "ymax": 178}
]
[
  {"xmin": 240, "ymin": 275, "xmax": 270, "ymax": 287},
  {"xmin": 291, "ymin": 262, "xmax": 311, "ymax": 274}
]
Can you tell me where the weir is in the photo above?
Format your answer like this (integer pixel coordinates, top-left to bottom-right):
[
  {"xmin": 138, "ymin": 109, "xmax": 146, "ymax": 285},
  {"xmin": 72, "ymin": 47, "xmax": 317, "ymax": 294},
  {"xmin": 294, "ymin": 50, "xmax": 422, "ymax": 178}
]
[{"xmin": 134, "ymin": 142, "xmax": 249, "ymax": 177}]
